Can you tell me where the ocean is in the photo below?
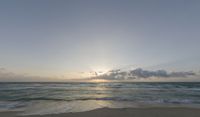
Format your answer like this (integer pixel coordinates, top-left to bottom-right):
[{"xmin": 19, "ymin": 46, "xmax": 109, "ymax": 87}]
[{"xmin": 0, "ymin": 82, "xmax": 200, "ymax": 115}]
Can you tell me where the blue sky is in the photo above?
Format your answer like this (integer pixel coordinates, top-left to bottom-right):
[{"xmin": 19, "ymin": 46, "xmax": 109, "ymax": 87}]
[{"xmin": 0, "ymin": 0, "xmax": 200, "ymax": 80}]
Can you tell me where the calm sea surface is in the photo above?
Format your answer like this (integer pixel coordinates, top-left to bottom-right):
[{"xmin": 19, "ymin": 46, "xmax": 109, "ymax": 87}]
[{"xmin": 0, "ymin": 82, "xmax": 200, "ymax": 115}]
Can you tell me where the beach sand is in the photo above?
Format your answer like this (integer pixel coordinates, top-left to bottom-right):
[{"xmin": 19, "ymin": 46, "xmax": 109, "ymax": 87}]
[{"xmin": 1, "ymin": 107, "xmax": 200, "ymax": 117}]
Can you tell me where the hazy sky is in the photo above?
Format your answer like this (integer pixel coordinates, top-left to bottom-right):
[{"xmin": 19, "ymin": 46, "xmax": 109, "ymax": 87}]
[{"xmin": 0, "ymin": 0, "xmax": 200, "ymax": 80}]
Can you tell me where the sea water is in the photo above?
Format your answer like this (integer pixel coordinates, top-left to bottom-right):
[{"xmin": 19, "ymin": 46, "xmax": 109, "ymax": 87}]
[{"xmin": 0, "ymin": 82, "xmax": 200, "ymax": 115}]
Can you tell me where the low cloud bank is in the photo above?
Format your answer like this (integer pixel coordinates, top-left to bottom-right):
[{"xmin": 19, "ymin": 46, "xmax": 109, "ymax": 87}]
[
  {"xmin": 0, "ymin": 68, "xmax": 55, "ymax": 82},
  {"xmin": 92, "ymin": 68, "xmax": 196, "ymax": 80},
  {"xmin": 0, "ymin": 67, "xmax": 197, "ymax": 82}
]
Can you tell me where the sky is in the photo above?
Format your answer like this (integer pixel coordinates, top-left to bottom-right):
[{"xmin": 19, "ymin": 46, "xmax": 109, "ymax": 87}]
[{"xmin": 0, "ymin": 0, "xmax": 200, "ymax": 81}]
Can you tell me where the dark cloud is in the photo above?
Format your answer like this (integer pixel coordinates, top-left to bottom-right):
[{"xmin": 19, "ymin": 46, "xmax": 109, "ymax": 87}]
[{"xmin": 92, "ymin": 68, "xmax": 196, "ymax": 80}]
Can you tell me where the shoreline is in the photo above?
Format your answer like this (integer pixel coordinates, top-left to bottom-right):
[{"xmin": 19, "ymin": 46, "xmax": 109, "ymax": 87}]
[{"xmin": 1, "ymin": 107, "xmax": 200, "ymax": 117}]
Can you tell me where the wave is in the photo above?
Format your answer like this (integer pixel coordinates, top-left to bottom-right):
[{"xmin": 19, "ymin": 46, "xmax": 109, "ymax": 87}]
[{"xmin": 2, "ymin": 96, "xmax": 199, "ymax": 106}]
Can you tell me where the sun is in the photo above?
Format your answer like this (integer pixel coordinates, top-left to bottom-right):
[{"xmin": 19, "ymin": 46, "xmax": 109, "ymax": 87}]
[
  {"xmin": 93, "ymin": 67, "xmax": 110, "ymax": 76},
  {"xmin": 95, "ymin": 70, "xmax": 107, "ymax": 76}
]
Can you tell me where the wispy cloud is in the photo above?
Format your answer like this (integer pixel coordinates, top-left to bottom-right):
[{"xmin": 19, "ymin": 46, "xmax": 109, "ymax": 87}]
[{"xmin": 92, "ymin": 68, "xmax": 196, "ymax": 80}]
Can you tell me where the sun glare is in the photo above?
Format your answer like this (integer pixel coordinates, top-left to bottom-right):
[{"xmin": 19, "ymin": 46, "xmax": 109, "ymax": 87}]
[{"xmin": 89, "ymin": 79, "xmax": 109, "ymax": 82}]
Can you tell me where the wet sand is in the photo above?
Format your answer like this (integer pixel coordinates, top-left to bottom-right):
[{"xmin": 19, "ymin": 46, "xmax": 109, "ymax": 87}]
[{"xmin": 1, "ymin": 107, "xmax": 200, "ymax": 117}]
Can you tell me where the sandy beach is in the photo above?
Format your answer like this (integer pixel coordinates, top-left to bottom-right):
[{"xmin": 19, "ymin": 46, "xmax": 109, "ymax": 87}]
[{"xmin": 1, "ymin": 107, "xmax": 200, "ymax": 117}]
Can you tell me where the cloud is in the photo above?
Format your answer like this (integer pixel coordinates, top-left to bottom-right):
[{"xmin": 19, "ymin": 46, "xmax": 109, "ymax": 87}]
[
  {"xmin": 92, "ymin": 68, "xmax": 196, "ymax": 80},
  {"xmin": 129, "ymin": 68, "xmax": 195, "ymax": 78},
  {"xmin": 0, "ymin": 68, "xmax": 19, "ymax": 79},
  {"xmin": 0, "ymin": 68, "xmax": 57, "ymax": 82}
]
